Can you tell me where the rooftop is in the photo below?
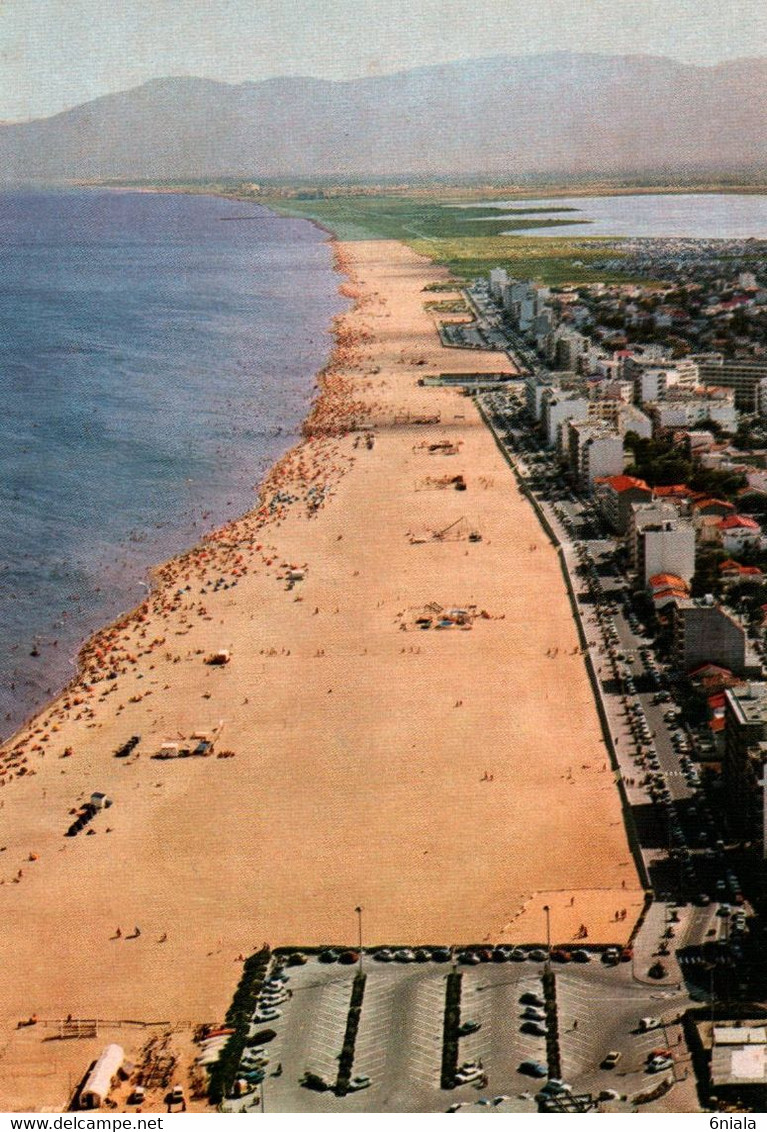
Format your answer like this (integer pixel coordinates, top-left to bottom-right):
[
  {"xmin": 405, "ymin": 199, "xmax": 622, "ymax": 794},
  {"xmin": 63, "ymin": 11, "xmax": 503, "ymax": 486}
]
[
  {"xmin": 718, "ymin": 515, "xmax": 761, "ymax": 531},
  {"xmin": 595, "ymin": 474, "xmax": 651, "ymax": 494},
  {"xmin": 654, "ymin": 484, "xmax": 693, "ymax": 499},
  {"xmin": 711, "ymin": 1023, "xmax": 767, "ymax": 1087},
  {"xmin": 649, "ymin": 572, "xmax": 689, "ymax": 589},
  {"xmin": 726, "ymin": 683, "xmax": 767, "ymax": 727}
]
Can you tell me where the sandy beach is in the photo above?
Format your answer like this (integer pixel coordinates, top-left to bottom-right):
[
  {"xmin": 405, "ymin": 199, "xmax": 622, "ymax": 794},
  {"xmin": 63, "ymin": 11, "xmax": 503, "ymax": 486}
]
[{"xmin": 0, "ymin": 237, "xmax": 643, "ymax": 1110}]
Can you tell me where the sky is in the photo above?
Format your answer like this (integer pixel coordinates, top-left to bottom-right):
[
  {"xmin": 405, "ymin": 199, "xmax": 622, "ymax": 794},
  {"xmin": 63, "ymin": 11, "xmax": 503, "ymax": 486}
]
[{"xmin": 1, "ymin": 0, "xmax": 766, "ymax": 122}]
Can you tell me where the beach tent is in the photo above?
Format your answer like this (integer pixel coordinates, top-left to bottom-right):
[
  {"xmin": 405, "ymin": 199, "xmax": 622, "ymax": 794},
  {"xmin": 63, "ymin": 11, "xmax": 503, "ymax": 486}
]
[{"xmin": 80, "ymin": 1043, "xmax": 124, "ymax": 1108}]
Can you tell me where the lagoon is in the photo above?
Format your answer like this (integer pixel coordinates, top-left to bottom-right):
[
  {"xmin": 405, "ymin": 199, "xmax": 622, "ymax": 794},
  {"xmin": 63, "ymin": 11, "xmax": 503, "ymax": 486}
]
[{"xmin": 453, "ymin": 192, "xmax": 767, "ymax": 239}]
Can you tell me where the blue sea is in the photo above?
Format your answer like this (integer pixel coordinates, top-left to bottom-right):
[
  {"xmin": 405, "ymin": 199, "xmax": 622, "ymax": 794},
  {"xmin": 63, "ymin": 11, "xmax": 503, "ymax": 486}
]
[{"xmin": 0, "ymin": 190, "xmax": 346, "ymax": 739}]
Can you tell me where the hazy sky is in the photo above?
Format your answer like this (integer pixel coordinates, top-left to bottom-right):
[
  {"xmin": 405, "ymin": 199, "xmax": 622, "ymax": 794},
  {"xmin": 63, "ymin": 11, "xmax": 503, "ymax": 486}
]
[{"xmin": 2, "ymin": 0, "xmax": 766, "ymax": 121}]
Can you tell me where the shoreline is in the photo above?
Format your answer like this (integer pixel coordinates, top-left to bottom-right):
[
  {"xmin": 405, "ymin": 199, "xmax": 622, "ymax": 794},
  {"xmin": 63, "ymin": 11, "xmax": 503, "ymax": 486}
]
[
  {"xmin": 0, "ymin": 193, "xmax": 343, "ymax": 748},
  {"xmin": 0, "ymin": 228, "xmax": 644, "ymax": 1111}
]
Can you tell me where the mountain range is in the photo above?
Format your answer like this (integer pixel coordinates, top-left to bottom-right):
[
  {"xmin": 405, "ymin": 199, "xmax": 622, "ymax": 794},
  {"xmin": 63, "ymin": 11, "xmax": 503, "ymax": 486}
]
[{"xmin": 1, "ymin": 52, "xmax": 765, "ymax": 183}]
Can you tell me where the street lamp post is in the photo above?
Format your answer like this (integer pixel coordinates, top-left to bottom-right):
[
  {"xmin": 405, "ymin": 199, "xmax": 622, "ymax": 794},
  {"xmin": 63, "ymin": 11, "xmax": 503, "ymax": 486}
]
[{"xmin": 355, "ymin": 906, "xmax": 363, "ymax": 973}]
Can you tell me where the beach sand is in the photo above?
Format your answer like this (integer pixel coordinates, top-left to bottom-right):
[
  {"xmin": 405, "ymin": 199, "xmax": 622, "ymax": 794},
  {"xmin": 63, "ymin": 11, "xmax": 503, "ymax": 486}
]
[{"xmin": 0, "ymin": 238, "xmax": 643, "ymax": 1110}]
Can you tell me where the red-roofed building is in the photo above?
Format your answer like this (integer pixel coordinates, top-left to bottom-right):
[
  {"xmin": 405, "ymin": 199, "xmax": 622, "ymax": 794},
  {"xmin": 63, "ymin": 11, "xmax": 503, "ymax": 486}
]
[
  {"xmin": 593, "ymin": 473, "xmax": 653, "ymax": 533},
  {"xmin": 719, "ymin": 559, "xmax": 764, "ymax": 585},
  {"xmin": 654, "ymin": 485, "xmax": 694, "ymax": 502},
  {"xmin": 689, "ymin": 663, "xmax": 741, "ymax": 692},
  {"xmin": 649, "ymin": 573, "xmax": 690, "ymax": 592},
  {"xmin": 648, "ymin": 572, "xmax": 691, "ymax": 613},
  {"xmin": 716, "ymin": 514, "xmax": 762, "ymax": 553},
  {"xmin": 652, "ymin": 586, "xmax": 691, "ymax": 611},
  {"xmin": 719, "ymin": 515, "xmax": 761, "ymax": 531},
  {"xmin": 691, "ymin": 497, "xmax": 735, "ymax": 520}
]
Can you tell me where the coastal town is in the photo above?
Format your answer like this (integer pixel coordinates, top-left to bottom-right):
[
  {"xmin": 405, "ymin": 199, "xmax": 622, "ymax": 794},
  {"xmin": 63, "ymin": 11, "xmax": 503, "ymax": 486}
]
[
  {"xmin": 0, "ymin": 225, "xmax": 766, "ymax": 1116},
  {"xmin": 190, "ymin": 241, "xmax": 767, "ymax": 1115},
  {"xmin": 2, "ymin": 0, "xmax": 767, "ymax": 1122}
]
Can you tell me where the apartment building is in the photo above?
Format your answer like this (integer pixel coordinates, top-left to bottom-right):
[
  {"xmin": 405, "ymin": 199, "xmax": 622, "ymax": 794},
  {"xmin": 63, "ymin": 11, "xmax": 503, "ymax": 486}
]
[
  {"xmin": 723, "ymin": 683, "xmax": 767, "ymax": 851},
  {"xmin": 672, "ymin": 597, "xmax": 747, "ymax": 676}
]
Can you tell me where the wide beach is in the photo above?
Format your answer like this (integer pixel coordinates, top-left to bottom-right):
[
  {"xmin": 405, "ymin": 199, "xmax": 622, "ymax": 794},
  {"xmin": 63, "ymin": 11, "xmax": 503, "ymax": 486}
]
[{"xmin": 0, "ymin": 236, "xmax": 643, "ymax": 1110}]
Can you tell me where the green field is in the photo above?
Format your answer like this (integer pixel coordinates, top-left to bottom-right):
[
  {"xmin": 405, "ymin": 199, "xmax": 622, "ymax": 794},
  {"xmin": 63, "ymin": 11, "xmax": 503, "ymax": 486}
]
[{"xmin": 259, "ymin": 192, "xmax": 631, "ymax": 285}]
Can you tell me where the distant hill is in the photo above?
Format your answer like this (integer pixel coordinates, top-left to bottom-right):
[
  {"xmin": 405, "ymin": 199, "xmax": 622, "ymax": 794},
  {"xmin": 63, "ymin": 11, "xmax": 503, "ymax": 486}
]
[{"xmin": 1, "ymin": 53, "xmax": 766, "ymax": 183}]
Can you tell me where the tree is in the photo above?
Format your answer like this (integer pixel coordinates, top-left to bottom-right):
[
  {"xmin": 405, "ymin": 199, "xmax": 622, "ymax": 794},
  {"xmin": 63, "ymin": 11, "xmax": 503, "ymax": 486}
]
[{"xmin": 688, "ymin": 467, "xmax": 747, "ymax": 500}]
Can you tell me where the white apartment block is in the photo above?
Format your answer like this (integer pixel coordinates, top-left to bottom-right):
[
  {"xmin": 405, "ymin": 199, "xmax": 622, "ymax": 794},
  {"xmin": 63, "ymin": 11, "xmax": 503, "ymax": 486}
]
[
  {"xmin": 564, "ymin": 420, "xmax": 624, "ymax": 493},
  {"xmin": 541, "ymin": 391, "xmax": 590, "ymax": 448},
  {"xmin": 641, "ymin": 523, "xmax": 696, "ymax": 586},
  {"xmin": 489, "ymin": 268, "xmax": 509, "ymax": 301}
]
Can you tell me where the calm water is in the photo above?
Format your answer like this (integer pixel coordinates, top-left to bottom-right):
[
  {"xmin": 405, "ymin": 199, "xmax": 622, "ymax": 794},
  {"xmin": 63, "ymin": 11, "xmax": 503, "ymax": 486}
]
[
  {"xmin": 454, "ymin": 192, "xmax": 767, "ymax": 238},
  {"xmin": 0, "ymin": 190, "xmax": 346, "ymax": 738}
]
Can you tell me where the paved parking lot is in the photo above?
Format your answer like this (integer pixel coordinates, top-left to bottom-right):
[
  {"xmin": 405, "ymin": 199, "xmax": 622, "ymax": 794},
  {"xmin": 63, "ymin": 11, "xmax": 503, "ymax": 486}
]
[{"xmin": 230, "ymin": 955, "xmax": 696, "ymax": 1113}]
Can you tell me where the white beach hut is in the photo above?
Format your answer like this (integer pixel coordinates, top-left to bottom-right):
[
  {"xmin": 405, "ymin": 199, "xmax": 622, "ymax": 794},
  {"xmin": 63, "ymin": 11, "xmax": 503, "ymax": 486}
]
[{"xmin": 80, "ymin": 1043, "xmax": 124, "ymax": 1108}]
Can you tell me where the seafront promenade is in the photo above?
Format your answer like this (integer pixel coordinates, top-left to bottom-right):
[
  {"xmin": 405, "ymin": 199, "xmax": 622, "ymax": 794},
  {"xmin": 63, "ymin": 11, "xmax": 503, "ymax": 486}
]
[{"xmin": 0, "ymin": 239, "xmax": 642, "ymax": 1110}]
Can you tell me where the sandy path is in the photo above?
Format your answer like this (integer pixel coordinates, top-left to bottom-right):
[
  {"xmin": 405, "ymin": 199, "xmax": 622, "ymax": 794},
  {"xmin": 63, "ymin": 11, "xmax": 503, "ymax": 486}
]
[{"xmin": 0, "ymin": 239, "xmax": 643, "ymax": 1109}]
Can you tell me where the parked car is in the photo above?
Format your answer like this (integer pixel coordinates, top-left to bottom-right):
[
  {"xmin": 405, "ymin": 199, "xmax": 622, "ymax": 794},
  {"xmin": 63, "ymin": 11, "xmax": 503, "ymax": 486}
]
[
  {"xmin": 455, "ymin": 1069, "xmax": 485, "ymax": 1086},
  {"xmin": 285, "ymin": 952, "xmax": 308, "ymax": 966},
  {"xmin": 518, "ymin": 1061, "xmax": 547, "ymax": 1079},
  {"xmin": 520, "ymin": 992, "xmax": 545, "ymax": 1007},
  {"xmin": 348, "ymin": 1074, "xmax": 371, "ymax": 1091},
  {"xmin": 301, "ymin": 1071, "xmax": 331, "ymax": 1092},
  {"xmin": 521, "ymin": 1007, "xmax": 546, "ymax": 1022},
  {"xmin": 639, "ymin": 1017, "xmax": 662, "ymax": 1032},
  {"xmin": 601, "ymin": 1051, "xmax": 622, "ymax": 1069},
  {"xmin": 459, "ymin": 1020, "xmax": 482, "ymax": 1036},
  {"xmin": 520, "ymin": 1020, "xmax": 548, "ymax": 1037},
  {"xmin": 647, "ymin": 1056, "xmax": 673, "ymax": 1073},
  {"xmin": 254, "ymin": 1009, "xmax": 281, "ymax": 1023},
  {"xmin": 537, "ymin": 1079, "xmax": 572, "ymax": 1099}
]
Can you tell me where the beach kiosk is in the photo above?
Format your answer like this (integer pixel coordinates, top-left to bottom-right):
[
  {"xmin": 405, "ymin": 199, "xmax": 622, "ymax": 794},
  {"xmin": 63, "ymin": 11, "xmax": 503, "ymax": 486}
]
[{"xmin": 80, "ymin": 1043, "xmax": 124, "ymax": 1108}]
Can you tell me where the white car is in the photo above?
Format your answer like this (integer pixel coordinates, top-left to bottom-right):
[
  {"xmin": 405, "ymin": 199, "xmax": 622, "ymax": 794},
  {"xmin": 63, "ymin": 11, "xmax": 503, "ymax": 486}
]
[
  {"xmin": 638, "ymin": 1017, "xmax": 662, "ymax": 1031},
  {"xmin": 647, "ymin": 1056, "xmax": 673, "ymax": 1073},
  {"xmin": 455, "ymin": 1069, "xmax": 485, "ymax": 1085},
  {"xmin": 348, "ymin": 1074, "xmax": 371, "ymax": 1091}
]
